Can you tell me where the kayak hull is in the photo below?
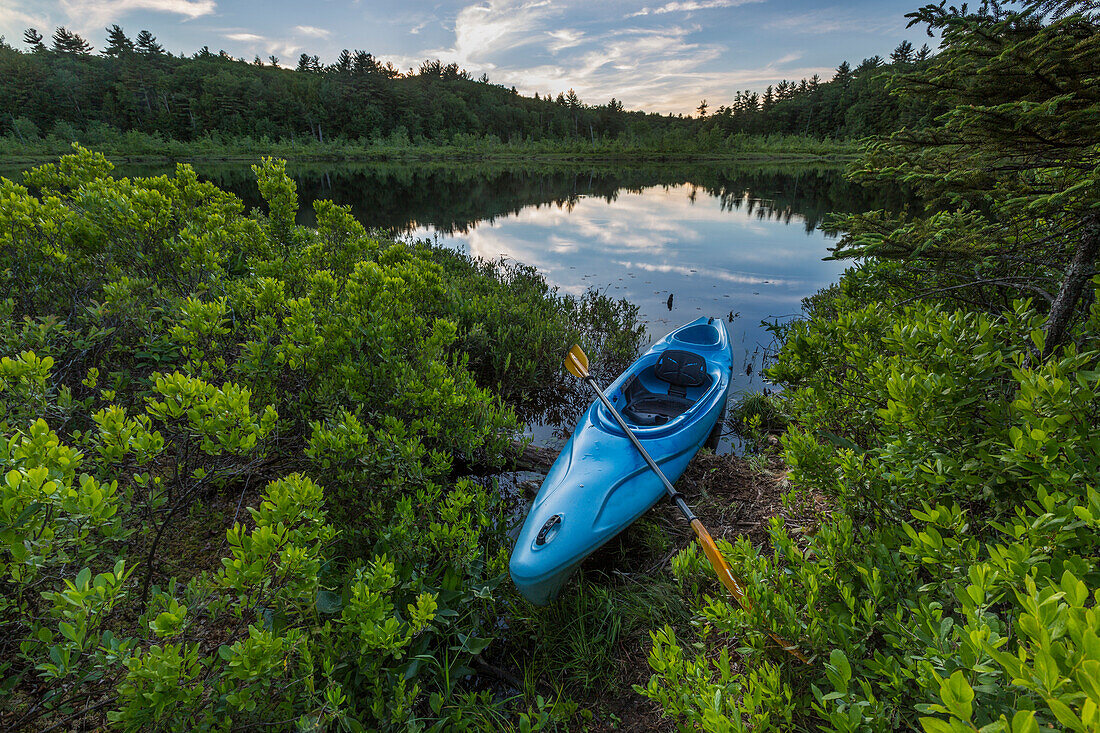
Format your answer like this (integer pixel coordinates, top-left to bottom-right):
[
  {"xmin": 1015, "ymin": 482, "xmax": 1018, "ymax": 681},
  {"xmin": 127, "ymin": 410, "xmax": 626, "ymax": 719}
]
[{"xmin": 510, "ymin": 317, "xmax": 733, "ymax": 605}]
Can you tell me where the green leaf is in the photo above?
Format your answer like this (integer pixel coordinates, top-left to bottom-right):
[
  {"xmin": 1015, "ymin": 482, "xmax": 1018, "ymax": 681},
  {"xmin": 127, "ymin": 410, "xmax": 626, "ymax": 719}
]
[
  {"xmin": 940, "ymin": 671, "xmax": 974, "ymax": 722},
  {"xmin": 1010, "ymin": 710, "xmax": 1038, "ymax": 733},
  {"xmin": 453, "ymin": 633, "xmax": 492, "ymax": 655},
  {"xmin": 0, "ymin": 502, "xmax": 42, "ymax": 532},
  {"xmin": 316, "ymin": 590, "xmax": 343, "ymax": 614},
  {"xmin": 1045, "ymin": 698, "xmax": 1085, "ymax": 732},
  {"xmin": 75, "ymin": 567, "xmax": 91, "ymax": 590}
]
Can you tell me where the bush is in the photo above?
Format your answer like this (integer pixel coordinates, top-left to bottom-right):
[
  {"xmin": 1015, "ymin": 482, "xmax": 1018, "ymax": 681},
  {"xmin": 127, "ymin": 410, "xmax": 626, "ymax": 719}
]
[
  {"xmin": 0, "ymin": 146, "xmax": 641, "ymax": 729},
  {"xmin": 639, "ymin": 266, "xmax": 1100, "ymax": 731}
]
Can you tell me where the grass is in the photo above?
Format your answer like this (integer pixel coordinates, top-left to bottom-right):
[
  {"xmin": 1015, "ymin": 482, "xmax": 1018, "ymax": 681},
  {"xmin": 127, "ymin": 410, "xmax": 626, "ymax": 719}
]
[{"xmin": 727, "ymin": 390, "xmax": 789, "ymax": 441}]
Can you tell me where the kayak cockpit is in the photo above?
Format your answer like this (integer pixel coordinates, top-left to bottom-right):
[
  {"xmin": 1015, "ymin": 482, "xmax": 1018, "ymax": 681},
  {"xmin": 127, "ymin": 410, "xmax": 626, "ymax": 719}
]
[{"xmin": 615, "ymin": 349, "xmax": 713, "ymax": 427}]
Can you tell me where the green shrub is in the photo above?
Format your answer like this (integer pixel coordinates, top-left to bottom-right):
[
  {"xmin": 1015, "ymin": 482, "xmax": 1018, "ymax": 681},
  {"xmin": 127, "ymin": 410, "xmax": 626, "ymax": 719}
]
[
  {"xmin": 640, "ymin": 271, "xmax": 1100, "ymax": 731},
  {"xmin": 0, "ymin": 147, "xmax": 636, "ymax": 729}
]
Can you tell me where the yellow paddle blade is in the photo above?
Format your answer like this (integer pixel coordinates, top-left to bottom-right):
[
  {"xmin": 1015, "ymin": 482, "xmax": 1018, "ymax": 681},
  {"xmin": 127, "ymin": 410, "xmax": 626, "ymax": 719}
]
[
  {"xmin": 565, "ymin": 344, "xmax": 590, "ymax": 379},
  {"xmin": 690, "ymin": 518, "xmax": 809, "ymax": 663}
]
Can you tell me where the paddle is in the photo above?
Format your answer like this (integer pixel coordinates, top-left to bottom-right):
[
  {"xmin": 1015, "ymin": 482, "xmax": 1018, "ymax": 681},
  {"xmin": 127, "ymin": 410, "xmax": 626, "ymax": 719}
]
[{"xmin": 565, "ymin": 344, "xmax": 807, "ymax": 663}]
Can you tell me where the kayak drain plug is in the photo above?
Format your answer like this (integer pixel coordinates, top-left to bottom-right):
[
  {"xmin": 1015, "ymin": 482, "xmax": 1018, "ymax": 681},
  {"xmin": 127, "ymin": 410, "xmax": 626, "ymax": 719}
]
[{"xmin": 535, "ymin": 514, "xmax": 562, "ymax": 546}]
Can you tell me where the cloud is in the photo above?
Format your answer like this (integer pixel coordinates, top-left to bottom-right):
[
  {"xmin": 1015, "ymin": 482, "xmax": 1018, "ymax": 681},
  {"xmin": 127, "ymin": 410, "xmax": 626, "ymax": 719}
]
[
  {"xmin": 630, "ymin": 0, "xmax": 765, "ymax": 17},
  {"xmin": 438, "ymin": 0, "xmax": 557, "ymax": 68},
  {"xmin": 59, "ymin": 0, "xmax": 215, "ymax": 30},
  {"xmin": 0, "ymin": 3, "xmax": 49, "ymax": 31},
  {"xmin": 546, "ymin": 28, "xmax": 584, "ymax": 52},
  {"xmin": 403, "ymin": 0, "xmax": 855, "ymax": 113},
  {"xmin": 214, "ymin": 28, "xmax": 315, "ymax": 60},
  {"xmin": 293, "ymin": 25, "xmax": 330, "ymax": 38}
]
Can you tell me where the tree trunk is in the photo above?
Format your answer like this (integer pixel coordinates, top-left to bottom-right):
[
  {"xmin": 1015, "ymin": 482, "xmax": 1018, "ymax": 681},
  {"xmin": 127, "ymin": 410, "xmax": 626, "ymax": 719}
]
[{"xmin": 1043, "ymin": 213, "xmax": 1100, "ymax": 359}]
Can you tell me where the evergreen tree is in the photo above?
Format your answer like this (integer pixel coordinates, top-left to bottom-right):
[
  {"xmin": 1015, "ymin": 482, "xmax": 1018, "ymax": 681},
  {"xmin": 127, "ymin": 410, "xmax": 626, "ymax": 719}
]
[
  {"xmin": 268, "ymin": 55, "xmax": 280, "ymax": 67},
  {"xmin": 855, "ymin": 55, "xmax": 883, "ymax": 75},
  {"xmin": 696, "ymin": 99, "xmax": 708, "ymax": 117},
  {"xmin": 52, "ymin": 27, "xmax": 93, "ymax": 55},
  {"xmin": 890, "ymin": 39, "xmax": 915, "ymax": 63},
  {"xmin": 833, "ymin": 60, "xmax": 852, "ymax": 87},
  {"xmin": 334, "ymin": 49, "xmax": 352, "ymax": 73},
  {"xmin": 103, "ymin": 25, "xmax": 134, "ymax": 56},
  {"xmin": 135, "ymin": 30, "xmax": 163, "ymax": 55},
  {"xmin": 23, "ymin": 28, "xmax": 45, "ymax": 52},
  {"xmin": 834, "ymin": 0, "xmax": 1100, "ymax": 354}
]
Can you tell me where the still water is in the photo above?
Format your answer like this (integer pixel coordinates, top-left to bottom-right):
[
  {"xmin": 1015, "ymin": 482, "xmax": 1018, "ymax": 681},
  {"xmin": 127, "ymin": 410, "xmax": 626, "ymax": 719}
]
[{"xmin": 3, "ymin": 160, "xmax": 895, "ymax": 450}]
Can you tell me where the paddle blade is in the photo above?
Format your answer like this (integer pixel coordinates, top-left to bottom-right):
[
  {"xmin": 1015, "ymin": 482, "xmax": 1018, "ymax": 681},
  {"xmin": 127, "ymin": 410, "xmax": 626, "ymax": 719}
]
[
  {"xmin": 690, "ymin": 518, "xmax": 809, "ymax": 663},
  {"xmin": 691, "ymin": 519, "xmax": 747, "ymax": 604},
  {"xmin": 565, "ymin": 345, "xmax": 590, "ymax": 379}
]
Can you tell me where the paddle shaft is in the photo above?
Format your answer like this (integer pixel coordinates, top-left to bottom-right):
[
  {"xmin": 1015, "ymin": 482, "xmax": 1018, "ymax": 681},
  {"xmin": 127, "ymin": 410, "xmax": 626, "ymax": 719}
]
[{"xmin": 569, "ymin": 353, "xmax": 807, "ymax": 663}]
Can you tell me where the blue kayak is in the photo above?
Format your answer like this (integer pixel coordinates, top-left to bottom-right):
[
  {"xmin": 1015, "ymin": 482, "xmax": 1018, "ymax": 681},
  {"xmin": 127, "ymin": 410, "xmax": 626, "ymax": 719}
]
[{"xmin": 510, "ymin": 317, "xmax": 733, "ymax": 605}]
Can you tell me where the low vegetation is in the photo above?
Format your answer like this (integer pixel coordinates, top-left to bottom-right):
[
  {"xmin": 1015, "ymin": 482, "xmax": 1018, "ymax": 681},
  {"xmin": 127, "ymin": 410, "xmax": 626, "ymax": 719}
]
[{"xmin": 0, "ymin": 148, "xmax": 642, "ymax": 730}]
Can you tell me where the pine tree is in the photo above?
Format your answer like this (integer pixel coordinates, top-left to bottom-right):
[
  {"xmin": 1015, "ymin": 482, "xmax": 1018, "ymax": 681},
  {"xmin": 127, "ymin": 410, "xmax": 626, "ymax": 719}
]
[
  {"xmin": 833, "ymin": 60, "xmax": 852, "ymax": 87},
  {"xmin": 268, "ymin": 55, "xmax": 280, "ymax": 67},
  {"xmin": 136, "ymin": 30, "xmax": 164, "ymax": 55},
  {"xmin": 103, "ymin": 24, "xmax": 134, "ymax": 56},
  {"xmin": 52, "ymin": 27, "xmax": 93, "ymax": 55},
  {"xmin": 23, "ymin": 28, "xmax": 45, "ymax": 52},
  {"xmin": 334, "ymin": 49, "xmax": 352, "ymax": 73},
  {"xmin": 834, "ymin": 0, "xmax": 1100, "ymax": 355},
  {"xmin": 855, "ymin": 55, "xmax": 883, "ymax": 75},
  {"xmin": 696, "ymin": 99, "xmax": 708, "ymax": 117},
  {"xmin": 890, "ymin": 39, "xmax": 914, "ymax": 64}
]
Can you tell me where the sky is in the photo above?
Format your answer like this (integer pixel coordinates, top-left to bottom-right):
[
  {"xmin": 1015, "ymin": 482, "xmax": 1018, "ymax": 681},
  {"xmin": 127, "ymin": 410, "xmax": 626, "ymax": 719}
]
[{"xmin": 0, "ymin": 0, "xmax": 933, "ymax": 114}]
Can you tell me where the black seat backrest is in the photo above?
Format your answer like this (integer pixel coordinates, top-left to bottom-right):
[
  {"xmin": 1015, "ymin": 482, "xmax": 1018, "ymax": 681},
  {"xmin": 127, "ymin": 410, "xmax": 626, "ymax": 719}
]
[{"xmin": 654, "ymin": 349, "xmax": 707, "ymax": 388}]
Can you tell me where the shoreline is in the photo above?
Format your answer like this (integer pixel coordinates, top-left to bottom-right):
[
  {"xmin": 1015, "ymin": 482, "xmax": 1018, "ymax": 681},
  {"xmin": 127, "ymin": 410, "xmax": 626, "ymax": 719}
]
[{"xmin": 0, "ymin": 145, "xmax": 859, "ymax": 168}]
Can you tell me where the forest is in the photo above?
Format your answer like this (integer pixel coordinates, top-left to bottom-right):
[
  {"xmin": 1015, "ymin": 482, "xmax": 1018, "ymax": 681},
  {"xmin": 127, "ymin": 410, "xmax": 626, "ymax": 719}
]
[
  {"xmin": 0, "ymin": 24, "xmax": 931, "ymax": 155},
  {"xmin": 1, "ymin": 0, "xmax": 1099, "ymax": 730}
]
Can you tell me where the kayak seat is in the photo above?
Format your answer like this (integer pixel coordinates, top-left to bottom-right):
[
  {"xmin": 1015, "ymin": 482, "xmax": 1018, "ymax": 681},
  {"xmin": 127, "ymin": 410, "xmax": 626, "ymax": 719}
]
[
  {"xmin": 654, "ymin": 349, "xmax": 708, "ymax": 399},
  {"xmin": 619, "ymin": 361, "xmax": 709, "ymax": 426}
]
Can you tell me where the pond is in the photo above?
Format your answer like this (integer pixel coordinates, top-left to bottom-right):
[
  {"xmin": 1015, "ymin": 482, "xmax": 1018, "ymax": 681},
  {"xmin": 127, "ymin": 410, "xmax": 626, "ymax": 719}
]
[{"xmin": 2, "ymin": 159, "xmax": 897, "ymax": 452}]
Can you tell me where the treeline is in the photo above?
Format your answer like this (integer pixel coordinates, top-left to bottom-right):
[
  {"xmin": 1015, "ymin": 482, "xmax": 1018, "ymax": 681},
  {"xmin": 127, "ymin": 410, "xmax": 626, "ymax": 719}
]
[
  {"xmin": 699, "ymin": 41, "xmax": 937, "ymax": 138},
  {"xmin": 1, "ymin": 24, "xmax": 929, "ymax": 149}
]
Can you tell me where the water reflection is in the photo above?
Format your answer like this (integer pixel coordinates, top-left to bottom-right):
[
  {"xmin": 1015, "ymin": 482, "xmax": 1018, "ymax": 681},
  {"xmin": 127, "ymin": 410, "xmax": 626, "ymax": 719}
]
[{"xmin": 407, "ymin": 179, "xmax": 853, "ymax": 451}]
